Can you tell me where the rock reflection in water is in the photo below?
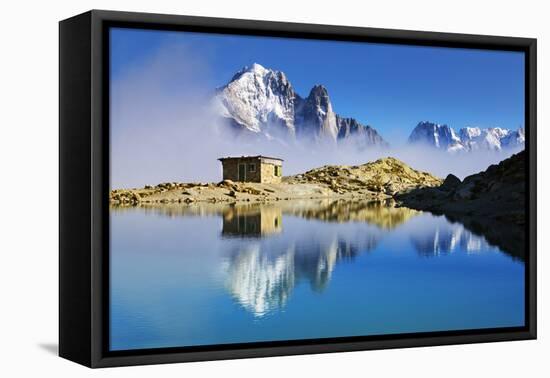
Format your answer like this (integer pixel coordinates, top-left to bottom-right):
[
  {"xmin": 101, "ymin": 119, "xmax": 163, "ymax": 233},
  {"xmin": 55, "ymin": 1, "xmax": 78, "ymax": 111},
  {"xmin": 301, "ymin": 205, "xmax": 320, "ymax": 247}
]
[
  {"xmin": 223, "ymin": 233, "xmax": 378, "ymax": 317},
  {"xmin": 112, "ymin": 199, "xmax": 419, "ymax": 231},
  {"xmin": 287, "ymin": 199, "xmax": 418, "ymax": 229}
]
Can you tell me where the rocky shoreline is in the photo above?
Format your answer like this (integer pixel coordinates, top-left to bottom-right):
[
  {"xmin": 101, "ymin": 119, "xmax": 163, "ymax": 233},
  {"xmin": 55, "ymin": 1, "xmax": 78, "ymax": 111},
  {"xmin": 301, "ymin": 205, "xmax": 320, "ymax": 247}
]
[
  {"xmin": 395, "ymin": 151, "xmax": 525, "ymax": 225},
  {"xmin": 110, "ymin": 154, "xmax": 526, "ymax": 259},
  {"xmin": 110, "ymin": 180, "xmax": 388, "ymax": 206},
  {"xmin": 395, "ymin": 151, "xmax": 526, "ymax": 259},
  {"xmin": 110, "ymin": 157, "xmax": 443, "ymax": 206}
]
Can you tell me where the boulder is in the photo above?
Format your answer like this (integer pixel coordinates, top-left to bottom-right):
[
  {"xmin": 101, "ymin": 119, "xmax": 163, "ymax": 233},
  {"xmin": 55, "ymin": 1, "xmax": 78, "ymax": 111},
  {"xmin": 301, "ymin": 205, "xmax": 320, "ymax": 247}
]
[
  {"xmin": 440, "ymin": 174, "xmax": 461, "ymax": 192},
  {"xmin": 384, "ymin": 183, "xmax": 398, "ymax": 195}
]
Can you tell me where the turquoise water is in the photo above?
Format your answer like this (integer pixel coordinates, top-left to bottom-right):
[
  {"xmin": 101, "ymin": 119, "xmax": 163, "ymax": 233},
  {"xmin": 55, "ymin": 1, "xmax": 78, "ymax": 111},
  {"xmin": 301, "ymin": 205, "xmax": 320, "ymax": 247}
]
[{"xmin": 109, "ymin": 201, "xmax": 525, "ymax": 351}]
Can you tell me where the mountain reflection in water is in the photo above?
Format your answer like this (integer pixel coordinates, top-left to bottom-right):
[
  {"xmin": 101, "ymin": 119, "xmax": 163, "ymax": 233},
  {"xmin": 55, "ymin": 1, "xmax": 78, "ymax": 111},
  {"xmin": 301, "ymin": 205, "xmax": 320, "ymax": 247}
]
[
  {"xmin": 111, "ymin": 199, "xmax": 517, "ymax": 318},
  {"xmin": 109, "ymin": 199, "xmax": 525, "ymax": 350},
  {"xmin": 222, "ymin": 233, "xmax": 378, "ymax": 317},
  {"xmin": 410, "ymin": 221, "xmax": 499, "ymax": 257}
]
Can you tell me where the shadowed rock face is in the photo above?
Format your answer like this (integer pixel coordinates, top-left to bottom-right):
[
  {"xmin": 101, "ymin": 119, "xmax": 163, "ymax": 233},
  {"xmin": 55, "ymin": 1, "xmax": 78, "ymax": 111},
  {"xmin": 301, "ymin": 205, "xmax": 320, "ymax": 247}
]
[
  {"xmin": 336, "ymin": 115, "xmax": 388, "ymax": 149},
  {"xmin": 295, "ymin": 85, "xmax": 339, "ymax": 141},
  {"xmin": 439, "ymin": 174, "xmax": 461, "ymax": 192},
  {"xmin": 395, "ymin": 151, "xmax": 526, "ymax": 259}
]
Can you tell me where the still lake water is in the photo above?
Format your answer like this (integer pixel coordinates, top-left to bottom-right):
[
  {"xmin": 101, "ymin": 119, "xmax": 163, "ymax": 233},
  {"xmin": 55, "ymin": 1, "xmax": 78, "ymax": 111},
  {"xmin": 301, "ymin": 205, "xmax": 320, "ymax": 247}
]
[{"xmin": 110, "ymin": 200, "xmax": 525, "ymax": 351}]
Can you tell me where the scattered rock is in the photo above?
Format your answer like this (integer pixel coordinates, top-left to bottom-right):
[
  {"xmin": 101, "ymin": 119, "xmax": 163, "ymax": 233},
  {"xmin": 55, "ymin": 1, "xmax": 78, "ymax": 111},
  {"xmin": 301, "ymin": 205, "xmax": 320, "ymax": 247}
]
[
  {"xmin": 241, "ymin": 187, "xmax": 262, "ymax": 195},
  {"xmin": 218, "ymin": 179, "xmax": 235, "ymax": 188}
]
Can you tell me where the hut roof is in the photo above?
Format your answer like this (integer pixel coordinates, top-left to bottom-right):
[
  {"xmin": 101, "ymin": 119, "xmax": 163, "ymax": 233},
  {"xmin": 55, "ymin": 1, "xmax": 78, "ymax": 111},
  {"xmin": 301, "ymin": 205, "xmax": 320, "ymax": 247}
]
[{"xmin": 218, "ymin": 155, "xmax": 284, "ymax": 162}]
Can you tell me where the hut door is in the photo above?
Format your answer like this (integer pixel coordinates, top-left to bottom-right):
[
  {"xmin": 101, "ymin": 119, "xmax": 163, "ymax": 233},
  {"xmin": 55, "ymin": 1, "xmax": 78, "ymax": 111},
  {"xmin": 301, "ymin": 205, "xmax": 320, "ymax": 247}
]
[{"xmin": 238, "ymin": 163, "xmax": 246, "ymax": 181}]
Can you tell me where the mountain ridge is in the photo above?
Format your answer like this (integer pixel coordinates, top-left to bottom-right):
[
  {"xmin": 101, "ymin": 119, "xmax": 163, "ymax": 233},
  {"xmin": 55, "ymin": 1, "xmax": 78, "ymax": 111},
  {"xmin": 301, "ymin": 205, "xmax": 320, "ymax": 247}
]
[
  {"xmin": 408, "ymin": 121, "xmax": 524, "ymax": 152},
  {"xmin": 214, "ymin": 63, "xmax": 524, "ymax": 153}
]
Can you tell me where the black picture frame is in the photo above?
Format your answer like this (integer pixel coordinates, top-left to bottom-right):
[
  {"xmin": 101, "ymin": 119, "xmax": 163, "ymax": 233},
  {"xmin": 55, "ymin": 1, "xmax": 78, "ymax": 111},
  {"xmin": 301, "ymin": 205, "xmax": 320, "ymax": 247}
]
[{"xmin": 59, "ymin": 9, "xmax": 537, "ymax": 368}]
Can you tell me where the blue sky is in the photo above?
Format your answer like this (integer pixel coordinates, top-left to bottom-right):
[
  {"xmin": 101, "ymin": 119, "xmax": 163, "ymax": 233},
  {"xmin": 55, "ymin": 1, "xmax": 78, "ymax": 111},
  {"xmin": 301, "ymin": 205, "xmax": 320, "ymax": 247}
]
[{"xmin": 110, "ymin": 27, "xmax": 525, "ymax": 143}]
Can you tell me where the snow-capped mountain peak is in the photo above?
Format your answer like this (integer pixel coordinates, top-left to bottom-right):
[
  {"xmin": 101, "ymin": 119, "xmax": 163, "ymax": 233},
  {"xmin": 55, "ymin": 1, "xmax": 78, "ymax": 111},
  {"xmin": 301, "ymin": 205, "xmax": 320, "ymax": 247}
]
[
  {"xmin": 249, "ymin": 62, "xmax": 269, "ymax": 74},
  {"xmin": 215, "ymin": 63, "xmax": 297, "ymax": 136},
  {"xmin": 215, "ymin": 64, "xmax": 388, "ymax": 148},
  {"xmin": 230, "ymin": 62, "xmax": 273, "ymax": 81}
]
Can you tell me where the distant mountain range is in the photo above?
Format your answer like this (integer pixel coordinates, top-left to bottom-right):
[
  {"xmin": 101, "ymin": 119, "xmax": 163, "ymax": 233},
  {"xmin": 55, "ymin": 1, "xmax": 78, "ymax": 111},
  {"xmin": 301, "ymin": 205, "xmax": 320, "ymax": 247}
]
[
  {"xmin": 214, "ymin": 63, "xmax": 524, "ymax": 152},
  {"xmin": 408, "ymin": 121, "xmax": 525, "ymax": 152}
]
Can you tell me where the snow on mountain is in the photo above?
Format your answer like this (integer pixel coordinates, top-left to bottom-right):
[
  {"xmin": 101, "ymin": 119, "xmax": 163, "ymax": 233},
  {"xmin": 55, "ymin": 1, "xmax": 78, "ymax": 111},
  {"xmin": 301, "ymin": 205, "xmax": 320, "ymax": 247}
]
[
  {"xmin": 215, "ymin": 64, "xmax": 523, "ymax": 153},
  {"xmin": 215, "ymin": 63, "xmax": 388, "ymax": 147},
  {"xmin": 500, "ymin": 127, "xmax": 525, "ymax": 148},
  {"xmin": 459, "ymin": 127, "xmax": 506, "ymax": 151},
  {"xmin": 408, "ymin": 122, "xmax": 465, "ymax": 152},
  {"xmin": 214, "ymin": 63, "xmax": 297, "ymax": 139},
  {"xmin": 408, "ymin": 121, "xmax": 524, "ymax": 152}
]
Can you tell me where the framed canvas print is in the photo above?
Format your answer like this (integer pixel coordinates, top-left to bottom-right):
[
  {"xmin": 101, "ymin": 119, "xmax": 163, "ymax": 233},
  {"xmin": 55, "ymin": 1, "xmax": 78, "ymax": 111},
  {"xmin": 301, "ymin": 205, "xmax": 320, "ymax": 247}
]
[{"xmin": 59, "ymin": 10, "xmax": 537, "ymax": 368}]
